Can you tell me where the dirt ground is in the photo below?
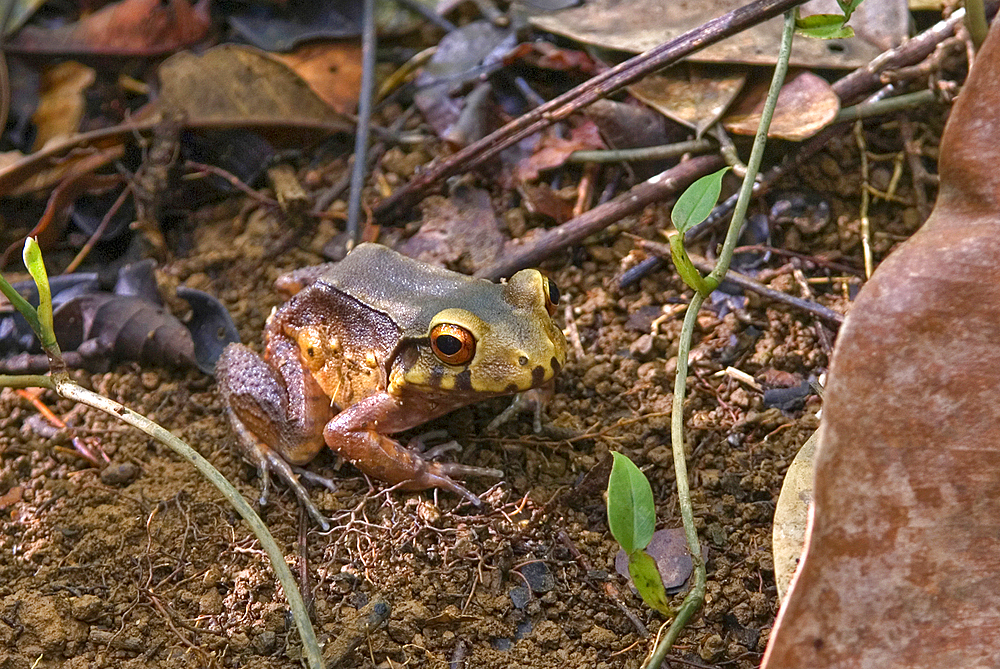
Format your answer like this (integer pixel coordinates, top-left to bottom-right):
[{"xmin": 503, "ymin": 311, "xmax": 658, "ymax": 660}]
[{"xmin": 0, "ymin": 105, "xmax": 941, "ymax": 668}]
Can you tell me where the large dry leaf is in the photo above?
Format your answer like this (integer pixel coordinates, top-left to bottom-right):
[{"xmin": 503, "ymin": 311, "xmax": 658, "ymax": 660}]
[
  {"xmin": 771, "ymin": 429, "xmax": 817, "ymax": 602},
  {"xmin": 528, "ymin": 0, "xmax": 896, "ymax": 69},
  {"xmin": 32, "ymin": 62, "xmax": 95, "ymax": 150},
  {"xmin": 271, "ymin": 42, "xmax": 363, "ymax": 115},
  {"xmin": 156, "ymin": 45, "xmax": 352, "ymax": 131},
  {"xmin": 629, "ymin": 64, "xmax": 747, "ymax": 137},
  {"xmin": 763, "ymin": 18, "xmax": 1000, "ymax": 669}
]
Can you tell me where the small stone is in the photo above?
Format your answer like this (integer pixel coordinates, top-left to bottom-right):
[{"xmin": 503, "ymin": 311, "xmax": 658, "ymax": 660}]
[
  {"xmin": 519, "ymin": 561, "xmax": 555, "ymax": 593},
  {"xmin": 199, "ymin": 589, "xmax": 223, "ymax": 615},
  {"xmin": 629, "ymin": 334, "xmax": 655, "ymax": 361},
  {"xmin": 509, "ymin": 586, "xmax": 530, "ymax": 609},
  {"xmin": 699, "ymin": 633, "xmax": 725, "ymax": 661},
  {"xmin": 100, "ymin": 463, "xmax": 139, "ymax": 486},
  {"xmin": 581, "ymin": 625, "xmax": 617, "ymax": 649},
  {"xmin": 140, "ymin": 372, "xmax": 160, "ymax": 390},
  {"xmin": 253, "ymin": 630, "xmax": 278, "ymax": 654}
]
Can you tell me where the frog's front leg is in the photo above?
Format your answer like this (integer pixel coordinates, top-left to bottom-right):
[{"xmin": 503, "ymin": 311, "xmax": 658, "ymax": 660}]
[
  {"xmin": 216, "ymin": 336, "xmax": 333, "ymax": 529},
  {"xmin": 324, "ymin": 393, "xmax": 503, "ymax": 505}
]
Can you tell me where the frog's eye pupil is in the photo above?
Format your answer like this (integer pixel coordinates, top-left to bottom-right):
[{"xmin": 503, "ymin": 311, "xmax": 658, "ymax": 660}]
[
  {"xmin": 430, "ymin": 323, "xmax": 476, "ymax": 365},
  {"xmin": 543, "ymin": 278, "xmax": 560, "ymax": 316},
  {"xmin": 436, "ymin": 335, "xmax": 462, "ymax": 356}
]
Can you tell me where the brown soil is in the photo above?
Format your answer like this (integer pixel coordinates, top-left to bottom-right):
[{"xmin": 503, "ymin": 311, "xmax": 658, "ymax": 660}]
[{"xmin": 0, "ymin": 118, "xmax": 938, "ymax": 668}]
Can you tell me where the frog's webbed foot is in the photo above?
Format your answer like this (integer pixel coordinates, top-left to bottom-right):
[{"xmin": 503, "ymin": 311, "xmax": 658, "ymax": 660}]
[
  {"xmin": 217, "ymin": 342, "xmax": 333, "ymax": 530},
  {"xmin": 406, "ymin": 460, "xmax": 503, "ymax": 507},
  {"xmin": 227, "ymin": 408, "xmax": 332, "ymax": 531},
  {"xmin": 402, "ymin": 435, "xmax": 503, "ymax": 505},
  {"xmin": 325, "ymin": 400, "xmax": 504, "ymax": 506}
]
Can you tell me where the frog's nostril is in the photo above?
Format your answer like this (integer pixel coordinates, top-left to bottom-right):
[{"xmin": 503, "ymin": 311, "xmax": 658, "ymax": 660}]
[{"xmin": 518, "ymin": 355, "xmax": 529, "ymax": 366}]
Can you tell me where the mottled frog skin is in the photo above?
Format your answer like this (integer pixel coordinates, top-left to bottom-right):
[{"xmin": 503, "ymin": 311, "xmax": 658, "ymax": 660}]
[{"xmin": 216, "ymin": 243, "xmax": 567, "ymax": 527}]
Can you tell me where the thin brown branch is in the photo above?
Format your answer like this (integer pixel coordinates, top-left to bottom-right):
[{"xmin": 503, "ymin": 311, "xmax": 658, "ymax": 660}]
[{"xmin": 476, "ymin": 155, "xmax": 724, "ymax": 280}]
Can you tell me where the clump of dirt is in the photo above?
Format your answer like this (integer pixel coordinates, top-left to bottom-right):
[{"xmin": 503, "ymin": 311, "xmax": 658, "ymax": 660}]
[{"xmin": 0, "ymin": 119, "xmax": 935, "ymax": 669}]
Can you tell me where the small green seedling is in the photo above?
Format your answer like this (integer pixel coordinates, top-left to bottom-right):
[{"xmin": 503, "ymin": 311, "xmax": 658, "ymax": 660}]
[
  {"xmin": 607, "ymin": 451, "xmax": 673, "ymax": 616},
  {"xmin": 668, "ymin": 166, "xmax": 730, "ymax": 296},
  {"xmin": 794, "ymin": 0, "xmax": 863, "ymax": 40}
]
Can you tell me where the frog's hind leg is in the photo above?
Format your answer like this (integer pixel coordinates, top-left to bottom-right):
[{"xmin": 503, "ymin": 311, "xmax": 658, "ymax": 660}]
[
  {"xmin": 216, "ymin": 341, "xmax": 333, "ymax": 529},
  {"xmin": 224, "ymin": 407, "xmax": 332, "ymax": 530}
]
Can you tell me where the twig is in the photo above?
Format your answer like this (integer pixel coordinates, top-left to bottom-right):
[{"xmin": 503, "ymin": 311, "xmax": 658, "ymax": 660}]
[
  {"xmin": 566, "ymin": 139, "xmax": 715, "ymax": 164},
  {"xmin": 476, "ymin": 154, "xmax": 724, "ymax": 280},
  {"xmin": 636, "ymin": 239, "xmax": 844, "ymax": 327},
  {"xmin": 63, "ymin": 185, "xmax": 132, "ymax": 274},
  {"xmin": 621, "ymin": 9, "xmax": 967, "ymax": 288},
  {"xmin": 347, "ymin": 0, "xmax": 377, "ymax": 245},
  {"xmin": 835, "ymin": 89, "xmax": 939, "ymax": 123},
  {"xmin": 373, "ymin": 0, "xmax": 805, "ymax": 220}
]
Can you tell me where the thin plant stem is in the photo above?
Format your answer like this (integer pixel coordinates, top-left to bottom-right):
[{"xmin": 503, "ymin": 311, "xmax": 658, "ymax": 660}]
[
  {"xmin": 644, "ymin": 290, "xmax": 706, "ymax": 669},
  {"xmin": 706, "ymin": 9, "xmax": 796, "ymax": 289},
  {"xmin": 0, "ymin": 374, "xmax": 54, "ymax": 389},
  {"xmin": 648, "ymin": 9, "xmax": 797, "ymax": 669},
  {"xmin": 51, "ymin": 377, "xmax": 324, "ymax": 669}
]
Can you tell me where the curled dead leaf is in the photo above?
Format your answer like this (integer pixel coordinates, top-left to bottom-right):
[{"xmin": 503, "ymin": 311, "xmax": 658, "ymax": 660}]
[{"xmin": 723, "ymin": 71, "xmax": 839, "ymax": 141}]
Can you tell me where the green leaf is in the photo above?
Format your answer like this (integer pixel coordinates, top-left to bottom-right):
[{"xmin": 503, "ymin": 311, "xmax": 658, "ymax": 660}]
[
  {"xmin": 671, "ymin": 166, "xmax": 730, "ymax": 234},
  {"xmin": 22, "ymin": 238, "xmax": 58, "ymax": 352},
  {"xmin": 669, "ymin": 233, "xmax": 711, "ymax": 296},
  {"xmin": 627, "ymin": 550, "xmax": 673, "ymax": 616},
  {"xmin": 837, "ymin": 0, "xmax": 864, "ymax": 22},
  {"xmin": 795, "ymin": 13, "xmax": 855, "ymax": 39},
  {"xmin": 607, "ymin": 452, "xmax": 656, "ymax": 555}
]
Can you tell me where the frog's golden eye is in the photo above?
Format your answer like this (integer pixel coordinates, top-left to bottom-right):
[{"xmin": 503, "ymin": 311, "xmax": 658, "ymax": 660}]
[
  {"xmin": 430, "ymin": 323, "xmax": 476, "ymax": 365},
  {"xmin": 543, "ymin": 277, "xmax": 560, "ymax": 316}
]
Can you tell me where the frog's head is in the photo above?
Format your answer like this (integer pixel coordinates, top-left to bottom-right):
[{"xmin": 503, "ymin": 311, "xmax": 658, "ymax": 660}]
[{"xmin": 395, "ymin": 269, "xmax": 567, "ymax": 397}]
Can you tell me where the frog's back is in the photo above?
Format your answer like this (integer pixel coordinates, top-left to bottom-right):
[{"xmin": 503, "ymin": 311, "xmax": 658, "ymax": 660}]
[{"xmin": 319, "ymin": 243, "xmax": 509, "ymax": 335}]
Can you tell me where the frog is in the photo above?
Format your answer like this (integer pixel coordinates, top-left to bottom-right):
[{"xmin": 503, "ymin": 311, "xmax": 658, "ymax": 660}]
[{"xmin": 216, "ymin": 243, "xmax": 567, "ymax": 528}]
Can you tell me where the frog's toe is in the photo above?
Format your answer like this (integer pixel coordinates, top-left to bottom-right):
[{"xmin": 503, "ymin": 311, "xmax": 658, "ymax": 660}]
[
  {"xmin": 434, "ymin": 461, "xmax": 504, "ymax": 480},
  {"xmin": 256, "ymin": 447, "xmax": 332, "ymax": 531},
  {"xmin": 292, "ymin": 466, "xmax": 339, "ymax": 492}
]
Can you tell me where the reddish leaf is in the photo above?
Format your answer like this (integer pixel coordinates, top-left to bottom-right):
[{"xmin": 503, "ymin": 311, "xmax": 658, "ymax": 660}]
[
  {"xmin": 763, "ymin": 19, "xmax": 1000, "ymax": 669},
  {"xmin": 7, "ymin": 0, "xmax": 211, "ymax": 57},
  {"xmin": 517, "ymin": 120, "xmax": 605, "ymax": 182}
]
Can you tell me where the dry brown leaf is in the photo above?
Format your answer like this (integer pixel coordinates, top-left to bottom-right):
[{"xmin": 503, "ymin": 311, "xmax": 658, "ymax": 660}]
[
  {"xmin": 629, "ymin": 64, "xmax": 746, "ymax": 136},
  {"xmin": 763, "ymin": 18, "xmax": 1000, "ymax": 669},
  {"xmin": 723, "ymin": 71, "xmax": 839, "ymax": 141},
  {"xmin": 7, "ymin": 0, "xmax": 210, "ymax": 56},
  {"xmin": 32, "ymin": 61, "xmax": 95, "ymax": 151},
  {"xmin": 271, "ymin": 41, "xmax": 363, "ymax": 115},
  {"xmin": 527, "ymin": 0, "xmax": 885, "ymax": 69},
  {"xmin": 156, "ymin": 44, "xmax": 352, "ymax": 131}
]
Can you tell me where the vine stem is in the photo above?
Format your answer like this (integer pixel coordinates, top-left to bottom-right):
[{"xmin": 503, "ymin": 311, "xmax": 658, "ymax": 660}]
[{"xmin": 648, "ymin": 9, "xmax": 797, "ymax": 669}]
